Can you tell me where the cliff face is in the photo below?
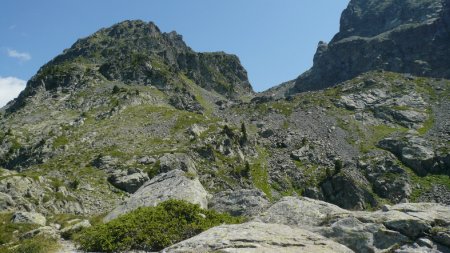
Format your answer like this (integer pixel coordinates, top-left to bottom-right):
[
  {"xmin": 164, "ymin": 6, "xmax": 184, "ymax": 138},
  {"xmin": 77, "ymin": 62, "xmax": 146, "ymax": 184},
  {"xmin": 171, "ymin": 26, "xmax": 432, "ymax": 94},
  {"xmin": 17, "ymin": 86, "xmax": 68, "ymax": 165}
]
[{"xmin": 288, "ymin": 0, "xmax": 450, "ymax": 94}]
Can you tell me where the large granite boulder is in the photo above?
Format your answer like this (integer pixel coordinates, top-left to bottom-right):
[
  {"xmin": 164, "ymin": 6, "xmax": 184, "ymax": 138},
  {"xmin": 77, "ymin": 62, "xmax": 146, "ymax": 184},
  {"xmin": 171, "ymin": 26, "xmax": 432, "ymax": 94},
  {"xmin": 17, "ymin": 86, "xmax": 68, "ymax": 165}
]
[
  {"xmin": 208, "ymin": 189, "xmax": 270, "ymax": 217},
  {"xmin": 257, "ymin": 197, "xmax": 450, "ymax": 253},
  {"xmin": 163, "ymin": 222, "xmax": 354, "ymax": 253},
  {"xmin": 104, "ymin": 169, "xmax": 208, "ymax": 222},
  {"xmin": 257, "ymin": 196, "xmax": 350, "ymax": 226},
  {"xmin": 107, "ymin": 168, "xmax": 149, "ymax": 193}
]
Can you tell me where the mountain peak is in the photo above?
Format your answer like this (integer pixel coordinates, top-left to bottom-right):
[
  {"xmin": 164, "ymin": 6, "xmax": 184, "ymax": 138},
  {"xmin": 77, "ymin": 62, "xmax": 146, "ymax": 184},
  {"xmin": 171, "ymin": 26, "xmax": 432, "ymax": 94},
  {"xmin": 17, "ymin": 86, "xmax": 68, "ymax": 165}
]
[
  {"xmin": 285, "ymin": 0, "xmax": 450, "ymax": 95},
  {"xmin": 7, "ymin": 20, "xmax": 253, "ymax": 113}
]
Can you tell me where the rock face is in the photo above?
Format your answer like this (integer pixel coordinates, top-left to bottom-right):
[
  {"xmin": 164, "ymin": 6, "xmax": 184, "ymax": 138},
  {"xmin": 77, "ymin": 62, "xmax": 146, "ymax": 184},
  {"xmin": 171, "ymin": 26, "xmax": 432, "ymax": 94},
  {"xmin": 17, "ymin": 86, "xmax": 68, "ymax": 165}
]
[
  {"xmin": 258, "ymin": 196, "xmax": 350, "ymax": 226},
  {"xmin": 208, "ymin": 189, "xmax": 270, "ymax": 217},
  {"xmin": 379, "ymin": 135, "xmax": 448, "ymax": 176},
  {"xmin": 163, "ymin": 222, "xmax": 354, "ymax": 253},
  {"xmin": 158, "ymin": 153, "xmax": 197, "ymax": 175},
  {"xmin": 104, "ymin": 169, "xmax": 208, "ymax": 221},
  {"xmin": 257, "ymin": 197, "xmax": 450, "ymax": 253},
  {"xmin": 287, "ymin": 0, "xmax": 450, "ymax": 94},
  {"xmin": 107, "ymin": 168, "xmax": 149, "ymax": 193}
]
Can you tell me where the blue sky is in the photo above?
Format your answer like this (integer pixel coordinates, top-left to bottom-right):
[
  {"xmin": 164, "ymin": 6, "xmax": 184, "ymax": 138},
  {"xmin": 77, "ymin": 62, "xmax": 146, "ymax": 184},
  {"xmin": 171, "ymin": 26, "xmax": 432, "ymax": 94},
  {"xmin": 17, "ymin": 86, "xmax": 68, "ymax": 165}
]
[{"xmin": 0, "ymin": 0, "xmax": 349, "ymax": 106}]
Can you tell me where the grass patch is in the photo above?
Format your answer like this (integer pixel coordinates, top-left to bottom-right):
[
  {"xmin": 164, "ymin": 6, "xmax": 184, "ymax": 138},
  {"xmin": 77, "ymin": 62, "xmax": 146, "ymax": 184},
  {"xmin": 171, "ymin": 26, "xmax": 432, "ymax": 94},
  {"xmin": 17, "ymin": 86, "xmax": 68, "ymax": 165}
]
[
  {"xmin": 52, "ymin": 135, "xmax": 69, "ymax": 148},
  {"xmin": 404, "ymin": 165, "xmax": 450, "ymax": 201},
  {"xmin": 74, "ymin": 199, "xmax": 243, "ymax": 252},
  {"xmin": 250, "ymin": 146, "xmax": 272, "ymax": 200},
  {"xmin": 417, "ymin": 111, "xmax": 434, "ymax": 135},
  {"xmin": 0, "ymin": 235, "xmax": 59, "ymax": 253},
  {"xmin": 0, "ymin": 213, "xmax": 59, "ymax": 253}
]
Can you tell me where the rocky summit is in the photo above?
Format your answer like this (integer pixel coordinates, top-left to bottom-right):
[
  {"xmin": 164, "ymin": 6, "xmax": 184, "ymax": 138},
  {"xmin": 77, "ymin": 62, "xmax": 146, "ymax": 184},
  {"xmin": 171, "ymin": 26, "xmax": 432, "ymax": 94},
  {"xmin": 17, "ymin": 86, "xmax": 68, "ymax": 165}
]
[
  {"xmin": 273, "ymin": 0, "xmax": 450, "ymax": 95},
  {"xmin": 0, "ymin": 1, "xmax": 449, "ymax": 253}
]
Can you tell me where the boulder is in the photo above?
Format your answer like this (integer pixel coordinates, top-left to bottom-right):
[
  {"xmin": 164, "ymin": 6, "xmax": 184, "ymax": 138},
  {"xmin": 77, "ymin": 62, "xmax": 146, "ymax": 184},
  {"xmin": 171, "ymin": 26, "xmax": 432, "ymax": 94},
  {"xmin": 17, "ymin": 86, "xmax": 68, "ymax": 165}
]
[
  {"xmin": 257, "ymin": 196, "xmax": 350, "ymax": 227},
  {"xmin": 107, "ymin": 168, "xmax": 149, "ymax": 193},
  {"xmin": 163, "ymin": 222, "xmax": 354, "ymax": 253},
  {"xmin": 60, "ymin": 219, "xmax": 91, "ymax": 239},
  {"xmin": 432, "ymin": 227, "xmax": 450, "ymax": 247},
  {"xmin": 0, "ymin": 192, "xmax": 15, "ymax": 211},
  {"xmin": 159, "ymin": 153, "xmax": 197, "ymax": 175},
  {"xmin": 104, "ymin": 169, "xmax": 208, "ymax": 222},
  {"xmin": 321, "ymin": 171, "xmax": 377, "ymax": 210},
  {"xmin": 257, "ymin": 196, "xmax": 450, "ymax": 252},
  {"xmin": 12, "ymin": 211, "xmax": 46, "ymax": 226},
  {"xmin": 378, "ymin": 136, "xmax": 443, "ymax": 176},
  {"xmin": 209, "ymin": 189, "xmax": 270, "ymax": 217},
  {"xmin": 314, "ymin": 217, "xmax": 410, "ymax": 253},
  {"xmin": 20, "ymin": 226, "xmax": 60, "ymax": 240}
]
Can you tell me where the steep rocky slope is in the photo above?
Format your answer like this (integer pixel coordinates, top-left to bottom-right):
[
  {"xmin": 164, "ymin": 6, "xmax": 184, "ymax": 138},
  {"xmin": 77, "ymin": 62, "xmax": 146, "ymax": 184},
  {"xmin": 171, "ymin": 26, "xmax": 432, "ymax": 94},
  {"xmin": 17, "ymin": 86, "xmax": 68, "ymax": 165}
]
[
  {"xmin": 0, "ymin": 1, "xmax": 449, "ymax": 251},
  {"xmin": 274, "ymin": 0, "xmax": 450, "ymax": 95}
]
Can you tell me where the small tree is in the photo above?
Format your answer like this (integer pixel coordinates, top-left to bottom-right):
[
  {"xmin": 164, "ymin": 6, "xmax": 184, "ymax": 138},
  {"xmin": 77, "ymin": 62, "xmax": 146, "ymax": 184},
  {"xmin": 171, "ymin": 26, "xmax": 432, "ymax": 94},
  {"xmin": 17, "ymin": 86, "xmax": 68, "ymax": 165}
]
[
  {"xmin": 334, "ymin": 159, "xmax": 343, "ymax": 175},
  {"xmin": 112, "ymin": 85, "xmax": 120, "ymax": 94},
  {"xmin": 222, "ymin": 125, "xmax": 234, "ymax": 138},
  {"xmin": 240, "ymin": 122, "xmax": 248, "ymax": 146}
]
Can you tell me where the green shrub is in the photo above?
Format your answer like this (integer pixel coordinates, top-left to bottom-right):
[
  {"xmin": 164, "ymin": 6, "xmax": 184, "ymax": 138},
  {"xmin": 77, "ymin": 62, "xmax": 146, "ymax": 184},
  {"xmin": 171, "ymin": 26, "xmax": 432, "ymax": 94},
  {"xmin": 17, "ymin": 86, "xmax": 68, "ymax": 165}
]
[
  {"xmin": 5, "ymin": 236, "xmax": 59, "ymax": 253},
  {"xmin": 74, "ymin": 199, "xmax": 243, "ymax": 252}
]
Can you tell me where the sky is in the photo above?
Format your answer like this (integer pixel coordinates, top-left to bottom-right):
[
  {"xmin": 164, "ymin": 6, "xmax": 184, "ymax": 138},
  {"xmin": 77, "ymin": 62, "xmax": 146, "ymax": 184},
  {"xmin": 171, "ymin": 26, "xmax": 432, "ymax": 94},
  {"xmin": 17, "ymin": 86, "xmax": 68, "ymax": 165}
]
[{"xmin": 0, "ymin": 0, "xmax": 349, "ymax": 107}]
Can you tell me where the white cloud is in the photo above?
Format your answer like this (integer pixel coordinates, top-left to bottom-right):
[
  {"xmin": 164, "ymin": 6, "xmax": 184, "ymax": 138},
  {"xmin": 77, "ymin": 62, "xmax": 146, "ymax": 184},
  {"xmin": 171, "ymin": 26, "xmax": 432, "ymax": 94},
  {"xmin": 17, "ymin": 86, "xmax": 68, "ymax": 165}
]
[
  {"xmin": 0, "ymin": 76, "xmax": 26, "ymax": 107},
  {"xmin": 7, "ymin": 49, "xmax": 31, "ymax": 62}
]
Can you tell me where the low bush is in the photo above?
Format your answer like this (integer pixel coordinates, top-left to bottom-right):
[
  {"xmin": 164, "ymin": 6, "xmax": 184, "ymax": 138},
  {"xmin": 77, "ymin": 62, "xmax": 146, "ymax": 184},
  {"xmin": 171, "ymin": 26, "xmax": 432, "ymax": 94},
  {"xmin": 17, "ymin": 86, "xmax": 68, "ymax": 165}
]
[{"xmin": 74, "ymin": 199, "xmax": 244, "ymax": 252}]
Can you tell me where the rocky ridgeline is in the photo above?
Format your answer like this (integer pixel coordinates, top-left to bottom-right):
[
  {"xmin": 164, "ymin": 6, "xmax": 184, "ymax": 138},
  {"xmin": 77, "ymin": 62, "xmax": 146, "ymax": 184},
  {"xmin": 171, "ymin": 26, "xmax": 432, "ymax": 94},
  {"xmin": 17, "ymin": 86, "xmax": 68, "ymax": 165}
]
[
  {"xmin": 0, "ymin": 0, "xmax": 449, "ymax": 252},
  {"xmin": 281, "ymin": 0, "xmax": 450, "ymax": 94}
]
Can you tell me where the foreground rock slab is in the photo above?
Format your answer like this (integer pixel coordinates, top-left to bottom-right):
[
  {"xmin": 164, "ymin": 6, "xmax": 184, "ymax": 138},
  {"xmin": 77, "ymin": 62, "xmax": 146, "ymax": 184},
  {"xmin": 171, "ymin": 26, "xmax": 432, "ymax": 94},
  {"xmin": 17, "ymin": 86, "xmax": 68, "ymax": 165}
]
[
  {"xmin": 162, "ymin": 222, "xmax": 354, "ymax": 253},
  {"xmin": 104, "ymin": 169, "xmax": 208, "ymax": 221},
  {"xmin": 257, "ymin": 197, "xmax": 450, "ymax": 253}
]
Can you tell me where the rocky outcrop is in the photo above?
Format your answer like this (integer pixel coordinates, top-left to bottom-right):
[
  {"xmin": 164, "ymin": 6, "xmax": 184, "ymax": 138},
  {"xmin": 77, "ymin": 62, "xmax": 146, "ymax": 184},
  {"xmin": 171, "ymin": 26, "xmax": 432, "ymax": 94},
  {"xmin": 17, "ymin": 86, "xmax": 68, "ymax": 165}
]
[
  {"xmin": 158, "ymin": 153, "xmax": 197, "ymax": 175},
  {"xmin": 107, "ymin": 168, "xmax": 149, "ymax": 193},
  {"xmin": 104, "ymin": 169, "xmax": 208, "ymax": 221},
  {"xmin": 286, "ymin": 0, "xmax": 450, "ymax": 94},
  {"xmin": 258, "ymin": 196, "xmax": 350, "ymax": 226},
  {"xmin": 321, "ymin": 170, "xmax": 378, "ymax": 210},
  {"xmin": 359, "ymin": 151, "xmax": 411, "ymax": 203},
  {"xmin": 208, "ymin": 189, "xmax": 270, "ymax": 217},
  {"xmin": 163, "ymin": 222, "xmax": 354, "ymax": 253},
  {"xmin": 379, "ymin": 135, "xmax": 448, "ymax": 176},
  {"xmin": 257, "ymin": 197, "xmax": 450, "ymax": 253},
  {"xmin": 12, "ymin": 211, "xmax": 46, "ymax": 226}
]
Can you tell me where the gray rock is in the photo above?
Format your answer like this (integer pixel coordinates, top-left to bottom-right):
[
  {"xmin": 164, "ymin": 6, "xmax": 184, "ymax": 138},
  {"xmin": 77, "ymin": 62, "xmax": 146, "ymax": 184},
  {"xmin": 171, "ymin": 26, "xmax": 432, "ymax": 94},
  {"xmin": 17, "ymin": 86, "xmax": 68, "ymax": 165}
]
[
  {"xmin": 188, "ymin": 124, "xmax": 206, "ymax": 138},
  {"xmin": 108, "ymin": 168, "xmax": 149, "ymax": 193},
  {"xmin": 360, "ymin": 152, "xmax": 411, "ymax": 203},
  {"xmin": 321, "ymin": 171, "xmax": 377, "ymax": 210},
  {"xmin": 104, "ymin": 169, "xmax": 208, "ymax": 222},
  {"xmin": 21, "ymin": 226, "xmax": 60, "ymax": 239},
  {"xmin": 0, "ymin": 192, "xmax": 15, "ymax": 211},
  {"xmin": 432, "ymin": 227, "xmax": 450, "ymax": 247},
  {"xmin": 209, "ymin": 189, "xmax": 270, "ymax": 217},
  {"xmin": 258, "ymin": 196, "xmax": 350, "ymax": 227},
  {"xmin": 163, "ymin": 222, "xmax": 354, "ymax": 253},
  {"xmin": 159, "ymin": 153, "xmax": 197, "ymax": 175},
  {"xmin": 257, "ymin": 196, "xmax": 450, "ymax": 252},
  {"xmin": 12, "ymin": 211, "xmax": 46, "ymax": 226},
  {"xmin": 60, "ymin": 219, "xmax": 91, "ymax": 239},
  {"xmin": 315, "ymin": 216, "xmax": 410, "ymax": 253},
  {"xmin": 379, "ymin": 136, "xmax": 444, "ymax": 176},
  {"xmin": 259, "ymin": 128, "xmax": 275, "ymax": 138},
  {"xmin": 137, "ymin": 156, "xmax": 155, "ymax": 165}
]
